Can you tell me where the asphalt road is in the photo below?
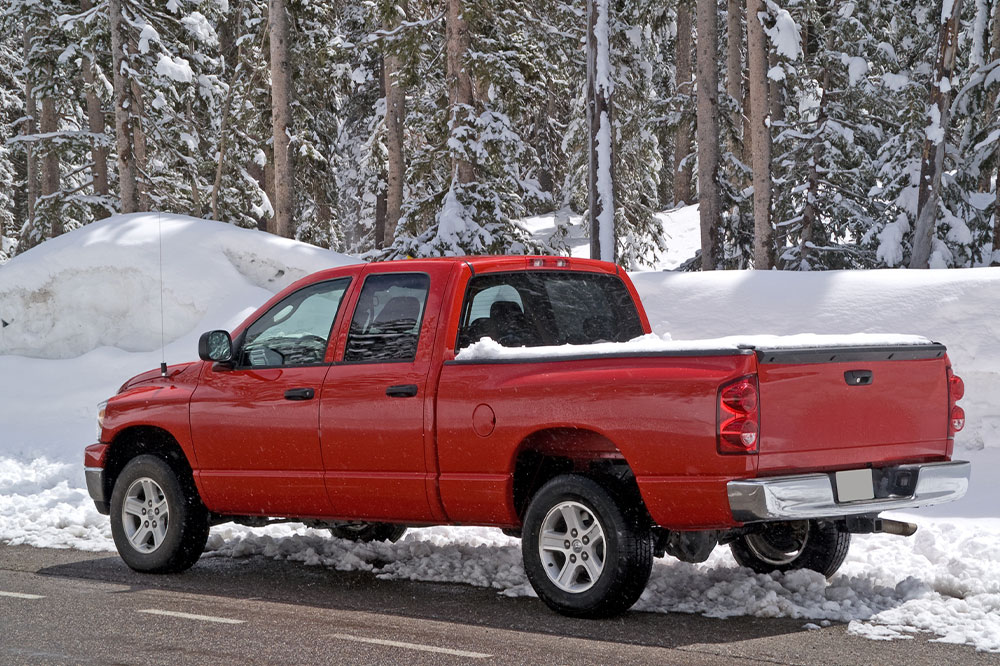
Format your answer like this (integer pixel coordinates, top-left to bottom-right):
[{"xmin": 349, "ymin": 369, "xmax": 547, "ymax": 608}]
[{"xmin": 0, "ymin": 544, "xmax": 997, "ymax": 665}]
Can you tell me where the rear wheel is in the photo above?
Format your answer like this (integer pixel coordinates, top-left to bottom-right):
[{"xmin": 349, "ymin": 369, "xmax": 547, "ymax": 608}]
[
  {"xmin": 329, "ymin": 522, "xmax": 407, "ymax": 543},
  {"xmin": 730, "ymin": 519, "xmax": 850, "ymax": 577},
  {"xmin": 521, "ymin": 474, "xmax": 653, "ymax": 618},
  {"xmin": 110, "ymin": 455, "xmax": 209, "ymax": 573}
]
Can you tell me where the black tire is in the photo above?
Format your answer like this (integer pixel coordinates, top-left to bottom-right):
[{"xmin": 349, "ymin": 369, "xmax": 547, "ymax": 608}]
[
  {"xmin": 521, "ymin": 474, "xmax": 653, "ymax": 618},
  {"xmin": 329, "ymin": 522, "xmax": 407, "ymax": 543},
  {"xmin": 110, "ymin": 455, "xmax": 209, "ymax": 573},
  {"xmin": 730, "ymin": 519, "xmax": 850, "ymax": 578}
]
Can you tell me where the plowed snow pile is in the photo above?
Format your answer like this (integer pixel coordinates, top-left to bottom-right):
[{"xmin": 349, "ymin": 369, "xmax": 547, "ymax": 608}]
[{"xmin": 1, "ymin": 211, "xmax": 998, "ymax": 652}]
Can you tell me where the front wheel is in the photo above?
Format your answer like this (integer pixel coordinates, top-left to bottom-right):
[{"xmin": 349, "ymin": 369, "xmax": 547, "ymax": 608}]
[
  {"xmin": 521, "ymin": 475, "xmax": 653, "ymax": 618},
  {"xmin": 730, "ymin": 519, "xmax": 850, "ymax": 577},
  {"xmin": 110, "ymin": 455, "xmax": 209, "ymax": 573}
]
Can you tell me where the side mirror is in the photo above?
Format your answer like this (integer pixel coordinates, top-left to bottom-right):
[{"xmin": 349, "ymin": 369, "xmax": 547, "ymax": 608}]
[{"xmin": 198, "ymin": 330, "xmax": 233, "ymax": 363}]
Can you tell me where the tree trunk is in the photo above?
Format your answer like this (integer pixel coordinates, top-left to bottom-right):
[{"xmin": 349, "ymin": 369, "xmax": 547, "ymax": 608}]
[
  {"xmin": 39, "ymin": 76, "xmax": 61, "ymax": 237},
  {"xmin": 747, "ymin": 0, "xmax": 773, "ymax": 269},
  {"xmin": 383, "ymin": 6, "xmax": 407, "ymax": 248},
  {"xmin": 987, "ymin": 0, "xmax": 1000, "ymax": 264},
  {"xmin": 587, "ymin": 0, "xmax": 615, "ymax": 262},
  {"xmin": 910, "ymin": 0, "xmax": 965, "ymax": 268},
  {"xmin": 993, "ymin": 160, "xmax": 1000, "ymax": 266},
  {"xmin": 674, "ymin": 0, "xmax": 694, "ymax": 206},
  {"xmin": 263, "ymin": 149, "xmax": 276, "ymax": 233},
  {"xmin": 22, "ymin": 27, "xmax": 37, "ymax": 230},
  {"xmin": 80, "ymin": 0, "xmax": 109, "ymax": 215},
  {"xmin": 798, "ymin": 21, "xmax": 832, "ymax": 270},
  {"xmin": 184, "ymin": 99, "xmax": 202, "ymax": 217},
  {"xmin": 726, "ymin": 0, "xmax": 743, "ymax": 157},
  {"xmin": 374, "ymin": 189, "xmax": 388, "ymax": 250},
  {"xmin": 314, "ymin": 178, "xmax": 331, "ymax": 245},
  {"xmin": 269, "ymin": 0, "xmax": 295, "ymax": 238},
  {"xmin": 211, "ymin": 80, "xmax": 236, "ymax": 221},
  {"xmin": 537, "ymin": 95, "xmax": 555, "ymax": 197},
  {"xmin": 110, "ymin": 0, "xmax": 138, "ymax": 214},
  {"xmin": 373, "ymin": 57, "xmax": 387, "ymax": 249},
  {"xmin": 446, "ymin": 0, "xmax": 475, "ymax": 186},
  {"xmin": 767, "ymin": 50, "xmax": 784, "ymax": 124},
  {"xmin": 130, "ymin": 79, "xmax": 149, "ymax": 210},
  {"xmin": 696, "ymin": 0, "xmax": 722, "ymax": 270}
]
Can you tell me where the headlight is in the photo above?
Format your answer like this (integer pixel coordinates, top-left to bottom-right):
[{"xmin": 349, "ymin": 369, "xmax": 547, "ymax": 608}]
[{"xmin": 97, "ymin": 400, "xmax": 108, "ymax": 440}]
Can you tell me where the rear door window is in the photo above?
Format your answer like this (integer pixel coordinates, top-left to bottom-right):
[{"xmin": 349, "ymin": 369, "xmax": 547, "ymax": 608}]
[{"xmin": 344, "ymin": 273, "xmax": 431, "ymax": 363}]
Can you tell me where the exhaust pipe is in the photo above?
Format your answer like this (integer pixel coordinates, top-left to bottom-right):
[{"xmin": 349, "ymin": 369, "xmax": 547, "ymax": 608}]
[{"xmin": 878, "ymin": 518, "xmax": 918, "ymax": 537}]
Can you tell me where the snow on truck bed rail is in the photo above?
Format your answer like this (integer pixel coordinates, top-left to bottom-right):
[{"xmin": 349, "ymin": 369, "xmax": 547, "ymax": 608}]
[{"xmin": 455, "ymin": 332, "xmax": 934, "ymax": 361}]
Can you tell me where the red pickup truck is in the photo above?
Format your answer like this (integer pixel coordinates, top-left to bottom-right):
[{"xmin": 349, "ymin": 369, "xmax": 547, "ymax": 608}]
[{"xmin": 85, "ymin": 256, "xmax": 970, "ymax": 617}]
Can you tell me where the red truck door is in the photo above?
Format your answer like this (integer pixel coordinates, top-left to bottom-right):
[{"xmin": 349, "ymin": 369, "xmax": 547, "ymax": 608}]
[
  {"xmin": 319, "ymin": 264, "xmax": 453, "ymax": 523},
  {"xmin": 189, "ymin": 277, "xmax": 354, "ymax": 517}
]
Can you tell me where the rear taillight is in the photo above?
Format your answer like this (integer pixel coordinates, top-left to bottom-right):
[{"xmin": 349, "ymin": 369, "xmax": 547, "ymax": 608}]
[
  {"xmin": 947, "ymin": 366, "xmax": 965, "ymax": 435},
  {"xmin": 951, "ymin": 406, "xmax": 965, "ymax": 432},
  {"xmin": 718, "ymin": 375, "xmax": 760, "ymax": 455},
  {"xmin": 949, "ymin": 374, "xmax": 964, "ymax": 401}
]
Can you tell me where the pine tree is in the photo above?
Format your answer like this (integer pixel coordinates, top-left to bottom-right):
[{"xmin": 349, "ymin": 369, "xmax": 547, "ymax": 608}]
[
  {"xmin": 0, "ymin": 29, "xmax": 22, "ymax": 261},
  {"xmin": 209, "ymin": 0, "xmax": 273, "ymax": 230},
  {"xmin": 386, "ymin": 0, "xmax": 559, "ymax": 257},
  {"xmin": 911, "ymin": 0, "xmax": 966, "ymax": 268}
]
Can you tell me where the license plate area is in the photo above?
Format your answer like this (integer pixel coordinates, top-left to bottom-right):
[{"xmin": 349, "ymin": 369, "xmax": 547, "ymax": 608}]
[{"xmin": 834, "ymin": 469, "xmax": 875, "ymax": 502}]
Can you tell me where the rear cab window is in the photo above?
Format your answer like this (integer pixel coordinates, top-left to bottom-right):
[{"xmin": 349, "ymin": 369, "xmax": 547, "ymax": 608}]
[{"xmin": 457, "ymin": 271, "xmax": 644, "ymax": 349}]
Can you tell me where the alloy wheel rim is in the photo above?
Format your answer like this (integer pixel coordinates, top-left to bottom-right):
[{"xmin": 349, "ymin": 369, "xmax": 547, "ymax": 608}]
[
  {"xmin": 743, "ymin": 521, "xmax": 810, "ymax": 566},
  {"xmin": 538, "ymin": 500, "xmax": 606, "ymax": 593},
  {"xmin": 122, "ymin": 477, "xmax": 170, "ymax": 553}
]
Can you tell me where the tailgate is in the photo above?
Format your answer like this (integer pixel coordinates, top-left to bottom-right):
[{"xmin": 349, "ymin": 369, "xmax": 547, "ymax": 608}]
[{"xmin": 756, "ymin": 344, "xmax": 950, "ymax": 474}]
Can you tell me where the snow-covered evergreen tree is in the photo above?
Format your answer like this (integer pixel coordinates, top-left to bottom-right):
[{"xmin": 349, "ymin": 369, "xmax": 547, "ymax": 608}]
[
  {"xmin": 771, "ymin": 0, "xmax": 885, "ymax": 269},
  {"xmin": 0, "ymin": 32, "xmax": 22, "ymax": 261}
]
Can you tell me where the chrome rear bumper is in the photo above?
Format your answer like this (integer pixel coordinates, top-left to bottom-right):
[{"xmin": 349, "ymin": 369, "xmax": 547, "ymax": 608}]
[{"xmin": 728, "ymin": 460, "xmax": 970, "ymax": 523}]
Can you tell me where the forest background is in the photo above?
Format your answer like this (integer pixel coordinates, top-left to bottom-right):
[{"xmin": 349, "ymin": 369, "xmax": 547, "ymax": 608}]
[{"xmin": 1, "ymin": 0, "xmax": 998, "ymax": 272}]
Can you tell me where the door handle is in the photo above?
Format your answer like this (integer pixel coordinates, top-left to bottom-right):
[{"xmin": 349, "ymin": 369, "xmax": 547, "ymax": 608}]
[
  {"xmin": 284, "ymin": 388, "xmax": 315, "ymax": 401},
  {"xmin": 386, "ymin": 384, "xmax": 418, "ymax": 398}
]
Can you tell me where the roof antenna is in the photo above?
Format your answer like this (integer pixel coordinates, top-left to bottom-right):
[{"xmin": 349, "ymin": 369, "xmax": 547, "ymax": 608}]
[{"xmin": 158, "ymin": 211, "xmax": 168, "ymax": 378}]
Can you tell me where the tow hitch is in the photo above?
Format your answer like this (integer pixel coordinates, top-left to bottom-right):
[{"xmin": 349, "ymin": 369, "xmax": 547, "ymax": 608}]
[{"xmin": 842, "ymin": 515, "xmax": 918, "ymax": 536}]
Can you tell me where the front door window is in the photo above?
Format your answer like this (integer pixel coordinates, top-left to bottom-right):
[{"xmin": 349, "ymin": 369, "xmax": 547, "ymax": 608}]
[{"xmin": 239, "ymin": 278, "xmax": 350, "ymax": 367}]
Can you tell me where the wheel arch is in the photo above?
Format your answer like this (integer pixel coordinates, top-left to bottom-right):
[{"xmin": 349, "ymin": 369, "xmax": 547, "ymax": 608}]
[
  {"xmin": 103, "ymin": 426, "xmax": 197, "ymax": 504},
  {"xmin": 510, "ymin": 428, "xmax": 646, "ymax": 523}
]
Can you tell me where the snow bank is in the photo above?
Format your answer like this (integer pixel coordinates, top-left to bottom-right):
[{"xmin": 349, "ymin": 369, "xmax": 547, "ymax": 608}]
[
  {"xmin": 0, "ymin": 213, "xmax": 353, "ymax": 460},
  {"xmin": 631, "ymin": 269, "xmax": 1000, "ymax": 452},
  {"xmin": 0, "ymin": 213, "xmax": 355, "ymax": 358}
]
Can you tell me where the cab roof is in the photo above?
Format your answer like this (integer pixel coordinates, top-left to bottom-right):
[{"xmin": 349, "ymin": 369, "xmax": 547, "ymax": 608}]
[{"xmin": 362, "ymin": 255, "xmax": 620, "ymax": 275}]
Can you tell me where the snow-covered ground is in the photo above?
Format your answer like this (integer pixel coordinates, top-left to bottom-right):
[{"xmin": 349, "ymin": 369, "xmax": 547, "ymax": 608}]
[{"xmin": 1, "ymin": 211, "xmax": 998, "ymax": 652}]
